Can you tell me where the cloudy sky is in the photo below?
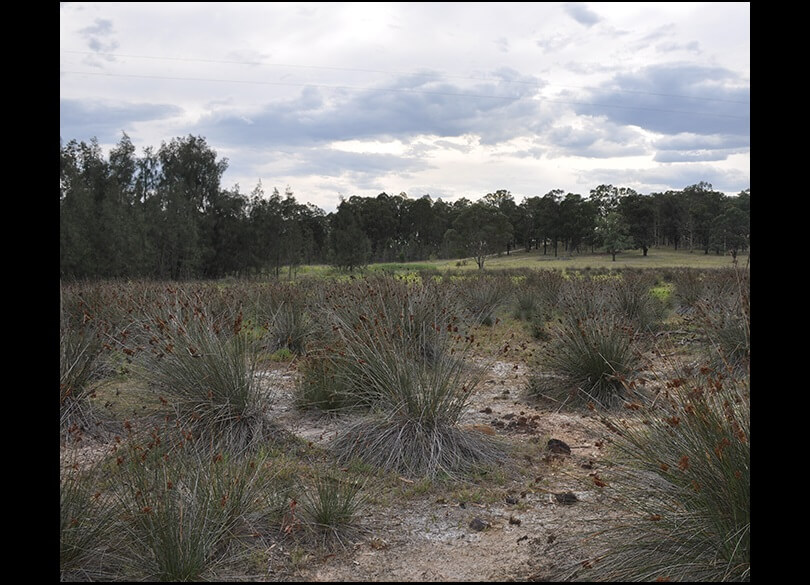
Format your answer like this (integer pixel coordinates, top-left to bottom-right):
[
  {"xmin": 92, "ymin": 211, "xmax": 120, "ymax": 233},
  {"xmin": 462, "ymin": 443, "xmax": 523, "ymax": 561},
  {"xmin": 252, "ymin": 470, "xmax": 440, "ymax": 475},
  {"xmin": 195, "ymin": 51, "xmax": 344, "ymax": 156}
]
[{"xmin": 60, "ymin": 2, "xmax": 750, "ymax": 212}]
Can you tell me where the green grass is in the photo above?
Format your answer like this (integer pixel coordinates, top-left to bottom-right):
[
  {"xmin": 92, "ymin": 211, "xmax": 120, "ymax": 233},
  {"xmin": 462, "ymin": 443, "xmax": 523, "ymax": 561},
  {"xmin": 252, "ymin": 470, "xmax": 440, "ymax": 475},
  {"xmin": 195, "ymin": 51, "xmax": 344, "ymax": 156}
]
[
  {"xmin": 258, "ymin": 246, "xmax": 747, "ymax": 282},
  {"xmin": 416, "ymin": 247, "xmax": 747, "ymax": 272},
  {"xmin": 570, "ymin": 365, "xmax": 750, "ymax": 582}
]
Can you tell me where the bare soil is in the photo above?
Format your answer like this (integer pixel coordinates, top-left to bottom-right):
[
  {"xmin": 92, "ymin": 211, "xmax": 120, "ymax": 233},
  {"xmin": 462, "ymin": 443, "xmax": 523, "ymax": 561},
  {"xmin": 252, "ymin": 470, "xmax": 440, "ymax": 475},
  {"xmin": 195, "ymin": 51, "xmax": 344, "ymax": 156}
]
[{"xmin": 261, "ymin": 357, "xmax": 620, "ymax": 582}]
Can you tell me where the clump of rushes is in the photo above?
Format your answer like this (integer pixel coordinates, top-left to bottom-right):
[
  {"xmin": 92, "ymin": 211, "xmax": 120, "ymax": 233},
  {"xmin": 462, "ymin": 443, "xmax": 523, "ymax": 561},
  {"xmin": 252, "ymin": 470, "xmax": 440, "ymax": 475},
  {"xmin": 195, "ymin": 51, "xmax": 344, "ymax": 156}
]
[
  {"xmin": 299, "ymin": 471, "xmax": 366, "ymax": 549},
  {"xmin": 529, "ymin": 314, "xmax": 643, "ymax": 409},
  {"xmin": 60, "ymin": 309, "xmax": 109, "ymax": 437},
  {"xmin": 113, "ymin": 426, "xmax": 282, "ymax": 581},
  {"xmin": 568, "ymin": 364, "xmax": 750, "ymax": 582},
  {"xmin": 253, "ymin": 282, "xmax": 317, "ymax": 355},
  {"xmin": 321, "ymin": 276, "xmax": 506, "ymax": 477},
  {"xmin": 513, "ymin": 269, "xmax": 565, "ymax": 340},
  {"xmin": 60, "ymin": 454, "xmax": 121, "ymax": 580},
  {"xmin": 457, "ymin": 272, "xmax": 513, "ymax": 326},
  {"xmin": 294, "ymin": 350, "xmax": 374, "ymax": 412},
  {"xmin": 671, "ymin": 267, "xmax": 706, "ymax": 313},
  {"xmin": 697, "ymin": 267, "xmax": 750, "ymax": 373},
  {"xmin": 131, "ymin": 294, "xmax": 276, "ymax": 454},
  {"xmin": 610, "ymin": 271, "xmax": 668, "ymax": 334}
]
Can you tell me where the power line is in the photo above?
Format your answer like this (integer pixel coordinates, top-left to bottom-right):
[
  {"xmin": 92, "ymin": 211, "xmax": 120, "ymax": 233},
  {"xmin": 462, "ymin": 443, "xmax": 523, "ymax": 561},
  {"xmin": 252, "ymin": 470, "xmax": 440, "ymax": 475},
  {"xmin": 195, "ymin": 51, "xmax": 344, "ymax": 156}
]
[
  {"xmin": 60, "ymin": 69, "xmax": 749, "ymax": 121},
  {"xmin": 60, "ymin": 49, "xmax": 750, "ymax": 105}
]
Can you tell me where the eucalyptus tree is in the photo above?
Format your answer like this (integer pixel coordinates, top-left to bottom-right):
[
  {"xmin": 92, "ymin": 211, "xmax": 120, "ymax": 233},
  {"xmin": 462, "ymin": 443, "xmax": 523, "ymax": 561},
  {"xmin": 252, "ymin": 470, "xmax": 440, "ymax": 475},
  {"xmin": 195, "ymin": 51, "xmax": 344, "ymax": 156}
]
[{"xmin": 443, "ymin": 202, "xmax": 513, "ymax": 269}]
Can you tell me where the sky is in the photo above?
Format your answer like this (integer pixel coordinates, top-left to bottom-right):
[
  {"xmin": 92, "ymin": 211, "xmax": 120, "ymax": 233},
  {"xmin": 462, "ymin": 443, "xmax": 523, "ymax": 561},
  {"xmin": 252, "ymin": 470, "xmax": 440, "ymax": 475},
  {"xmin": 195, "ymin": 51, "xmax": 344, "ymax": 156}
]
[{"xmin": 60, "ymin": 2, "xmax": 750, "ymax": 212}]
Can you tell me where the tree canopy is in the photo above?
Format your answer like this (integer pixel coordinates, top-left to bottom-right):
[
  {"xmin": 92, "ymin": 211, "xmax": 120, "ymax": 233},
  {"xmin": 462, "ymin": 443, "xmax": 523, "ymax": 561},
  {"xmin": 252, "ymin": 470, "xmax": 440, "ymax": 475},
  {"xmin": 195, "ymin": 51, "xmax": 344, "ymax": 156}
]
[{"xmin": 60, "ymin": 134, "xmax": 750, "ymax": 279}]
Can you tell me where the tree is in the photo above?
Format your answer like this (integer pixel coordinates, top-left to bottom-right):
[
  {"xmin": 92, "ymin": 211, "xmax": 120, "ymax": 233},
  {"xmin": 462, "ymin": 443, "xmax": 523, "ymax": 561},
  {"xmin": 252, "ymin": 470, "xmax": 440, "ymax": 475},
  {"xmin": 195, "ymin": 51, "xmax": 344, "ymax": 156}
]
[
  {"xmin": 443, "ymin": 202, "xmax": 513, "ymax": 269},
  {"xmin": 596, "ymin": 212, "xmax": 632, "ymax": 261},
  {"xmin": 619, "ymin": 192, "xmax": 655, "ymax": 256},
  {"xmin": 536, "ymin": 190, "xmax": 563, "ymax": 255},
  {"xmin": 329, "ymin": 200, "xmax": 371, "ymax": 271}
]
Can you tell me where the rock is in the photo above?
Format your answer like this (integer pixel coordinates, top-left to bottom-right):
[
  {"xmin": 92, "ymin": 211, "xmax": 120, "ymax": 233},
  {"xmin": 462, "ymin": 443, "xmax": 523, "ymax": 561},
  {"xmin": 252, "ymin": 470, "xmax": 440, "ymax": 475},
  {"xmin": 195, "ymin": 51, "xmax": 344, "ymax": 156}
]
[
  {"xmin": 469, "ymin": 517, "xmax": 489, "ymax": 531},
  {"xmin": 554, "ymin": 492, "xmax": 578, "ymax": 505},
  {"xmin": 547, "ymin": 438, "xmax": 571, "ymax": 455},
  {"xmin": 505, "ymin": 495, "xmax": 519, "ymax": 505}
]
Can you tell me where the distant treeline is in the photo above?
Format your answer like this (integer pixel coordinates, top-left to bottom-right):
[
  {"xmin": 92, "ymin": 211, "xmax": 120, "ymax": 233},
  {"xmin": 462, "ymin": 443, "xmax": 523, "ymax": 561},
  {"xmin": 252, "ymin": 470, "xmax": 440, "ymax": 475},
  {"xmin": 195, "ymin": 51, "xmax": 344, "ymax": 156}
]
[{"xmin": 60, "ymin": 133, "xmax": 750, "ymax": 279}]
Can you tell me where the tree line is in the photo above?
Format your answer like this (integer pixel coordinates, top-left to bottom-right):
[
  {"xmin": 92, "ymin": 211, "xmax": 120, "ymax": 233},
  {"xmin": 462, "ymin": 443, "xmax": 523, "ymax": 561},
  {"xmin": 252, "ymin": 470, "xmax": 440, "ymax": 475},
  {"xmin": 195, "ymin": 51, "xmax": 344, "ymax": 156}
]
[{"xmin": 60, "ymin": 133, "xmax": 750, "ymax": 279}]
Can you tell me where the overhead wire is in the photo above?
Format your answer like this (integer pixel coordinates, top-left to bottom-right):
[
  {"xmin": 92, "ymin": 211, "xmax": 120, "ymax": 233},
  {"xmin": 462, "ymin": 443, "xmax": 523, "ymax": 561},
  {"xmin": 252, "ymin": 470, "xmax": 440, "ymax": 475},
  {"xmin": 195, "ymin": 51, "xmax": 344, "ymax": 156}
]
[{"xmin": 60, "ymin": 49, "xmax": 750, "ymax": 108}]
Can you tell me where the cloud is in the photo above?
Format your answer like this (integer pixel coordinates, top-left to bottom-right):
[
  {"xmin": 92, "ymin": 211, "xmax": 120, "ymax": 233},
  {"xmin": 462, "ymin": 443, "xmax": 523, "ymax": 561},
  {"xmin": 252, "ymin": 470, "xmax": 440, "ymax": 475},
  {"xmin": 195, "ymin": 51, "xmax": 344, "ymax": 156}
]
[
  {"xmin": 651, "ymin": 132, "xmax": 749, "ymax": 162},
  {"xmin": 79, "ymin": 18, "xmax": 118, "ymax": 55},
  {"xmin": 59, "ymin": 99, "xmax": 183, "ymax": 144},
  {"xmin": 571, "ymin": 63, "xmax": 750, "ymax": 137},
  {"xmin": 285, "ymin": 148, "xmax": 432, "ymax": 178},
  {"xmin": 543, "ymin": 120, "xmax": 649, "ymax": 159},
  {"xmin": 575, "ymin": 163, "xmax": 749, "ymax": 196},
  {"xmin": 563, "ymin": 3, "xmax": 602, "ymax": 27},
  {"xmin": 193, "ymin": 69, "xmax": 547, "ymax": 148}
]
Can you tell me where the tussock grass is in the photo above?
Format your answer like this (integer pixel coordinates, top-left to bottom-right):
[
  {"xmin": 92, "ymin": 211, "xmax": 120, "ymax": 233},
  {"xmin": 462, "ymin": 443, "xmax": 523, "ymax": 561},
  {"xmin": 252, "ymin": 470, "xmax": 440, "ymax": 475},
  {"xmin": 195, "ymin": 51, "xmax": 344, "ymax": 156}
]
[
  {"xmin": 302, "ymin": 275, "xmax": 507, "ymax": 477},
  {"xmin": 129, "ymin": 291, "xmax": 278, "ymax": 454},
  {"xmin": 298, "ymin": 472, "xmax": 366, "ymax": 549},
  {"xmin": 112, "ymin": 428, "xmax": 285, "ymax": 581},
  {"xmin": 60, "ymin": 453, "xmax": 122, "ymax": 581},
  {"xmin": 566, "ymin": 364, "xmax": 750, "ymax": 582},
  {"xmin": 529, "ymin": 314, "xmax": 643, "ymax": 409}
]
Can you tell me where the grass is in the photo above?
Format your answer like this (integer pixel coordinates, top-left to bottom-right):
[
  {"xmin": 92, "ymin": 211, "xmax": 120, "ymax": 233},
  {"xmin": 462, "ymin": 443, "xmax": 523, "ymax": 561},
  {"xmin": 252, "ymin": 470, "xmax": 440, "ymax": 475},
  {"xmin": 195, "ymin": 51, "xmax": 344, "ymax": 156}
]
[
  {"xmin": 128, "ymin": 293, "xmax": 278, "ymax": 454},
  {"xmin": 429, "ymin": 246, "xmax": 748, "ymax": 272},
  {"xmin": 568, "ymin": 364, "xmax": 750, "ymax": 582},
  {"xmin": 59, "ymin": 267, "xmax": 749, "ymax": 580},
  {"xmin": 60, "ymin": 453, "xmax": 122, "ymax": 581},
  {"xmin": 112, "ymin": 429, "xmax": 286, "ymax": 581},
  {"xmin": 298, "ymin": 471, "xmax": 367, "ymax": 549},
  {"xmin": 528, "ymin": 314, "xmax": 644, "ymax": 409},
  {"xmin": 305, "ymin": 276, "xmax": 508, "ymax": 477}
]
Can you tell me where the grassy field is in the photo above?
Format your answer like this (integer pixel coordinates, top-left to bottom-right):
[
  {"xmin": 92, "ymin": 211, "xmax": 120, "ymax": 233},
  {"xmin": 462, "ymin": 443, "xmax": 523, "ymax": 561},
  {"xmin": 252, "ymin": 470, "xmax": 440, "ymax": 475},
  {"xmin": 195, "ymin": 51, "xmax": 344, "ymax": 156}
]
[
  {"xmin": 60, "ymin": 264, "xmax": 749, "ymax": 581},
  {"xmin": 432, "ymin": 246, "xmax": 748, "ymax": 271},
  {"xmin": 287, "ymin": 246, "xmax": 748, "ymax": 279}
]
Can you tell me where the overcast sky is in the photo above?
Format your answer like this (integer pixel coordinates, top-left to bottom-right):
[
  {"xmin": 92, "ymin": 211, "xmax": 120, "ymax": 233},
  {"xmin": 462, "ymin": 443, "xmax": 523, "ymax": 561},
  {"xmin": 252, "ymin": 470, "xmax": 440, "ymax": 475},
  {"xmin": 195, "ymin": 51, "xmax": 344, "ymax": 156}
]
[{"xmin": 60, "ymin": 2, "xmax": 750, "ymax": 212}]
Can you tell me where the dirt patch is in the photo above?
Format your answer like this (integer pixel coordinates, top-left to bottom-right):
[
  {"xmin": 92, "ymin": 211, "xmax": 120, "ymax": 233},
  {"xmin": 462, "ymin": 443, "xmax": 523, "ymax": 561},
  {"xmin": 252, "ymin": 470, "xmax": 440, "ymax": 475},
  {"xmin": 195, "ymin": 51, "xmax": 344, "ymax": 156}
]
[{"xmin": 258, "ymin": 358, "xmax": 617, "ymax": 582}]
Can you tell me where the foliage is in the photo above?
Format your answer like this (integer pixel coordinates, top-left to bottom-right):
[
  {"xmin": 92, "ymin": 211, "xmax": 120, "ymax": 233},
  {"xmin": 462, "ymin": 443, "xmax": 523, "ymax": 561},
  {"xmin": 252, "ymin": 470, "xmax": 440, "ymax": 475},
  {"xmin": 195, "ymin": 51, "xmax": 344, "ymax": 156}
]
[
  {"xmin": 569, "ymin": 365, "xmax": 750, "ymax": 582},
  {"xmin": 299, "ymin": 472, "xmax": 366, "ymax": 549},
  {"xmin": 129, "ymin": 289, "xmax": 276, "ymax": 453},
  {"xmin": 443, "ymin": 202, "xmax": 514, "ymax": 269},
  {"xmin": 529, "ymin": 314, "xmax": 643, "ymax": 408}
]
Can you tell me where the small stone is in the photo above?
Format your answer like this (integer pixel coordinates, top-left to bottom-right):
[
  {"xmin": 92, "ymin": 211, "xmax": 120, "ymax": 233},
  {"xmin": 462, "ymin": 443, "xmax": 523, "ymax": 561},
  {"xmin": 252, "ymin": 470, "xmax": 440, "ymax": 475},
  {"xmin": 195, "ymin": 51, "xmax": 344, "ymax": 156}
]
[
  {"xmin": 554, "ymin": 492, "xmax": 578, "ymax": 505},
  {"xmin": 469, "ymin": 517, "xmax": 489, "ymax": 531},
  {"xmin": 505, "ymin": 495, "xmax": 519, "ymax": 505},
  {"xmin": 508, "ymin": 515, "xmax": 521, "ymax": 526},
  {"xmin": 547, "ymin": 438, "xmax": 571, "ymax": 455}
]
